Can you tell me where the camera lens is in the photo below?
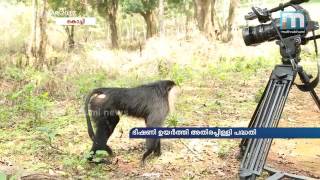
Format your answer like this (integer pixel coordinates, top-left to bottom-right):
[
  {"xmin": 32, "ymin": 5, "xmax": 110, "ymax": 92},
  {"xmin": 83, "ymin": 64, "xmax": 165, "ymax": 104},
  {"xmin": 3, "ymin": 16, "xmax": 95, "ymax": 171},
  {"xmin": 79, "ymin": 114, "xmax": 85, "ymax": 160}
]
[{"xmin": 242, "ymin": 21, "xmax": 279, "ymax": 46}]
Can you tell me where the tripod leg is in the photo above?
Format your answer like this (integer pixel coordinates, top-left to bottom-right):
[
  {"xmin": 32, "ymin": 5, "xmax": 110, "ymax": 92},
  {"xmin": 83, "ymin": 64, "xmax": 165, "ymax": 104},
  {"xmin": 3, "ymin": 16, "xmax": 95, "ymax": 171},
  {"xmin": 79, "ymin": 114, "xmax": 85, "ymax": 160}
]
[
  {"xmin": 240, "ymin": 70, "xmax": 291, "ymax": 155},
  {"xmin": 309, "ymin": 89, "xmax": 320, "ymax": 109},
  {"xmin": 297, "ymin": 67, "xmax": 320, "ymax": 110},
  {"xmin": 239, "ymin": 65, "xmax": 296, "ymax": 180},
  {"xmin": 239, "ymin": 80, "xmax": 271, "ymax": 155}
]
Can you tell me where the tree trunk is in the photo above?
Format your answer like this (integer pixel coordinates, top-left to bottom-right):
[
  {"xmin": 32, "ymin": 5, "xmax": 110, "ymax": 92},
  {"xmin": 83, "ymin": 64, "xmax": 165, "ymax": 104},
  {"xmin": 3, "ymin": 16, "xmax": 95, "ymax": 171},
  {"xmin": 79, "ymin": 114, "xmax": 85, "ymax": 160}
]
[
  {"xmin": 211, "ymin": 0, "xmax": 216, "ymax": 28},
  {"xmin": 84, "ymin": 0, "xmax": 89, "ymax": 42},
  {"xmin": 108, "ymin": 13, "xmax": 118, "ymax": 48},
  {"xmin": 193, "ymin": 0, "xmax": 197, "ymax": 21},
  {"xmin": 37, "ymin": 0, "xmax": 47, "ymax": 70},
  {"xmin": 222, "ymin": 0, "xmax": 238, "ymax": 42},
  {"xmin": 141, "ymin": 10, "xmax": 157, "ymax": 39},
  {"xmin": 65, "ymin": 26, "xmax": 75, "ymax": 51},
  {"xmin": 194, "ymin": 0, "xmax": 213, "ymax": 37},
  {"xmin": 184, "ymin": 1, "xmax": 193, "ymax": 38},
  {"xmin": 107, "ymin": 0, "xmax": 119, "ymax": 48},
  {"xmin": 27, "ymin": 0, "xmax": 38, "ymax": 63},
  {"xmin": 159, "ymin": 0, "xmax": 164, "ymax": 36}
]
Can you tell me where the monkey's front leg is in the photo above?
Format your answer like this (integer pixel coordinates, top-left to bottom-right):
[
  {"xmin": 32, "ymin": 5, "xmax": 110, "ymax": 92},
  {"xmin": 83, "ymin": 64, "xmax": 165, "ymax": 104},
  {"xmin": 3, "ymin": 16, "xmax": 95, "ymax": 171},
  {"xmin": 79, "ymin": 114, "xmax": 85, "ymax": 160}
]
[
  {"xmin": 154, "ymin": 140, "xmax": 161, "ymax": 156},
  {"xmin": 141, "ymin": 138, "xmax": 160, "ymax": 166}
]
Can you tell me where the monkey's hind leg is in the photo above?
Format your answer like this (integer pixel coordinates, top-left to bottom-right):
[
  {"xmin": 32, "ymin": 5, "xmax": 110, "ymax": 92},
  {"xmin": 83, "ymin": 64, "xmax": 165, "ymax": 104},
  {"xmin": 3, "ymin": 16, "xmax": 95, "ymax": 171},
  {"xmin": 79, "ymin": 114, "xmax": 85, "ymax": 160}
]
[
  {"xmin": 105, "ymin": 114, "xmax": 120, "ymax": 156},
  {"xmin": 91, "ymin": 115, "xmax": 119, "ymax": 154},
  {"xmin": 90, "ymin": 117, "xmax": 108, "ymax": 153},
  {"xmin": 87, "ymin": 116, "xmax": 109, "ymax": 163},
  {"xmin": 89, "ymin": 114, "xmax": 119, "ymax": 163}
]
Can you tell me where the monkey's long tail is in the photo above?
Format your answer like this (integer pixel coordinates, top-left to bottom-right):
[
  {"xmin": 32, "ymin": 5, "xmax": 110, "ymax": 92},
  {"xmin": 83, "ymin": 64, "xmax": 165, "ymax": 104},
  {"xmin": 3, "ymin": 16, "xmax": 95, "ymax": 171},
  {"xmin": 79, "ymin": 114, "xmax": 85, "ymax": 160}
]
[{"xmin": 84, "ymin": 89, "xmax": 105, "ymax": 144}]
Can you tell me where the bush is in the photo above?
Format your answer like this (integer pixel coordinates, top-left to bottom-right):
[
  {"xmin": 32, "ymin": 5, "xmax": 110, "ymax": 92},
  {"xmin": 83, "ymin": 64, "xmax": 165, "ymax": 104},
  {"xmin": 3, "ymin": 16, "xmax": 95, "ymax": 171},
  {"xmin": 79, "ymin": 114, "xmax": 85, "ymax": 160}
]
[
  {"xmin": 70, "ymin": 69, "xmax": 108, "ymax": 99},
  {"xmin": 208, "ymin": 56, "xmax": 272, "ymax": 81},
  {"xmin": 169, "ymin": 64, "xmax": 193, "ymax": 85},
  {"xmin": 8, "ymin": 82, "xmax": 51, "ymax": 121},
  {"xmin": 255, "ymin": 87, "xmax": 265, "ymax": 103},
  {"xmin": 166, "ymin": 113, "xmax": 180, "ymax": 127},
  {"xmin": 217, "ymin": 141, "xmax": 237, "ymax": 158}
]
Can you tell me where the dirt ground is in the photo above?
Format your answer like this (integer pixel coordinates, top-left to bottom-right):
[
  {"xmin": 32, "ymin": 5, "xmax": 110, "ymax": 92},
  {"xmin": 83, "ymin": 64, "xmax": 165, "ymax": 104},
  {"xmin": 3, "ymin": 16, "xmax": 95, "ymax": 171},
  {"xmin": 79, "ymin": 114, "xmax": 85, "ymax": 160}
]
[
  {"xmin": 74, "ymin": 88, "xmax": 320, "ymax": 180},
  {"xmin": 1, "ymin": 63, "xmax": 320, "ymax": 180},
  {"xmin": 268, "ymin": 87, "xmax": 320, "ymax": 179},
  {"xmin": 105, "ymin": 87, "xmax": 320, "ymax": 180}
]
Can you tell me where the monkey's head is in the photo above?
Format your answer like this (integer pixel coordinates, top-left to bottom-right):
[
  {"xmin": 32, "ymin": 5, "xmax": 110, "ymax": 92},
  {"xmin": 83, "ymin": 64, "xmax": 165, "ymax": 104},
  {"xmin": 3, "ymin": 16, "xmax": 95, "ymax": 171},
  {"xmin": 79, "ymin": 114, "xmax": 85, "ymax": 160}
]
[
  {"xmin": 160, "ymin": 80, "xmax": 176, "ymax": 92},
  {"xmin": 161, "ymin": 80, "xmax": 180, "ymax": 113}
]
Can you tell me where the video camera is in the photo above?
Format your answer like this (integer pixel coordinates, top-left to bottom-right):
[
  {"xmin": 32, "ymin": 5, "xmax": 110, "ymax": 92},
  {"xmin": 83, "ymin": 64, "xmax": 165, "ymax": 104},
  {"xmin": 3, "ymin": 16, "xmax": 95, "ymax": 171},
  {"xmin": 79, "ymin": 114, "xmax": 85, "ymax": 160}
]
[{"xmin": 242, "ymin": 0, "xmax": 319, "ymax": 46}]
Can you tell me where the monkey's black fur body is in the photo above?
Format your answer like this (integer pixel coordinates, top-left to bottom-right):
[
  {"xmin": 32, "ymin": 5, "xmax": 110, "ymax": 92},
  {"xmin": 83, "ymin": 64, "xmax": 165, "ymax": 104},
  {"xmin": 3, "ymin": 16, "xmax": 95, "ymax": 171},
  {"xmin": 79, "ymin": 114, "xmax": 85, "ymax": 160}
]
[{"xmin": 84, "ymin": 80, "xmax": 176, "ymax": 163}]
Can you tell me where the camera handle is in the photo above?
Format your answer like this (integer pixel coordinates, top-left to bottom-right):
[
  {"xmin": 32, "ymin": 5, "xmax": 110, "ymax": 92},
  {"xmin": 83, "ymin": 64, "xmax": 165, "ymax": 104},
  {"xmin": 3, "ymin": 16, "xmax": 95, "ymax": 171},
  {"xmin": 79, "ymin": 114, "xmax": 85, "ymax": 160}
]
[{"xmin": 245, "ymin": 0, "xmax": 309, "ymax": 21}]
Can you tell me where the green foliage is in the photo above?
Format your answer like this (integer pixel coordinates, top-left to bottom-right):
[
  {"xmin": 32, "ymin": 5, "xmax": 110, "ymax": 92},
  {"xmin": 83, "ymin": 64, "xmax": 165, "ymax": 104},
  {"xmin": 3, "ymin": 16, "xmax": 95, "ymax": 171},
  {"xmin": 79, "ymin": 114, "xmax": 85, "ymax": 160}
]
[
  {"xmin": 37, "ymin": 127, "xmax": 58, "ymax": 145},
  {"xmin": 3, "ymin": 66, "xmax": 50, "ymax": 83},
  {"xmin": 1, "ymin": 66, "xmax": 52, "ymax": 123},
  {"xmin": 60, "ymin": 151, "xmax": 112, "ymax": 177},
  {"xmin": 5, "ymin": 130, "xmax": 45, "ymax": 156},
  {"xmin": 203, "ymin": 100, "xmax": 223, "ymax": 113},
  {"xmin": 121, "ymin": 0, "xmax": 158, "ymax": 14},
  {"xmin": 92, "ymin": 150, "xmax": 109, "ymax": 163},
  {"xmin": 71, "ymin": 69, "xmax": 107, "ymax": 98},
  {"xmin": 0, "ymin": 171, "xmax": 6, "ymax": 180},
  {"xmin": 62, "ymin": 155, "xmax": 87, "ymax": 170},
  {"xmin": 300, "ymin": 50, "xmax": 318, "ymax": 61},
  {"xmin": 167, "ymin": 0, "xmax": 193, "ymax": 16},
  {"xmin": 48, "ymin": 0, "xmax": 86, "ymax": 16},
  {"xmin": 166, "ymin": 113, "xmax": 180, "ymax": 127},
  {"xmin": 83, "ymin": 151, "xmax": 95, "ymax": 160},
  {"xmin": 169, "ymin": 64, "xmax": 192, "ymax": 85},
  {"xmin": 87, "ymin": 164, "xmax": 110, "ymax": 178},
  {"xmin": 209, "ymin": 56, "xmax": 271, "ymax": 81},
  {"xmin": 0, "ymin": 106, "xmax": 12, "ymax": 127},
  {"xmin": 157, "ymin": 60, "xmax": 194, "ymax": 85},
  {"xmin": 216, "ymin": 91, "xmax": 225, "ymax": 98},
  {"xmin": 217, "ymin": 141, "xmax": 237, "ymax": 158},
  {"xmin": 157, "ymin": 58, "xmax": 171, "ymax": 77},
  {"xmin": 8, "ymin": 82, "xmax": 51, "ymax": 121},
  {"xmin": 10, "ymin": 176, "xmax": 19, "ymax": 180},
  {"xmin": 254, "ymin": 87, "xmax": 265, "ymax": 103},
  {"xmin": 91, "ymin": 0, "xmax": 109, "ymax": 17},
  {"xmin": 2, "ymin": 65, "xmax": 25, "ymax": 81}
]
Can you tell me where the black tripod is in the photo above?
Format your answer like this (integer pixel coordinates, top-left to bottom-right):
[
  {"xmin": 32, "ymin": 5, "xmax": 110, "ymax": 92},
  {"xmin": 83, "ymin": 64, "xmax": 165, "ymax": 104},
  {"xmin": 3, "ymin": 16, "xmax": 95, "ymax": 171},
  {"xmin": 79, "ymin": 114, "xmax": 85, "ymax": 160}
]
[{"xmin": 239, "ymin": 35, "xmax": 320, "ymax": 180}]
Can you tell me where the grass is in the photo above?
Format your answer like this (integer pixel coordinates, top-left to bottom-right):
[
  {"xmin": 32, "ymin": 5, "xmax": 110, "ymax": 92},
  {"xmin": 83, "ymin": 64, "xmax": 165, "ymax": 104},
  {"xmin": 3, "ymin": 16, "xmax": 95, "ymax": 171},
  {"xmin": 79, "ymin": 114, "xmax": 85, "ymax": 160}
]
[
  {"xmin": 166, "ymin": 113, "xmax": 180, "ymax": 127},
  {"xmin": 0, "ymin": 34, "xmax": 288, "ymax": 176},
  {"xmin": 0, "ymin": 50, "xmax": 272, "ymax": 177},
  {"xmin": 217, "ymin": 140, "xmax": 238, "ymax": 158}
]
